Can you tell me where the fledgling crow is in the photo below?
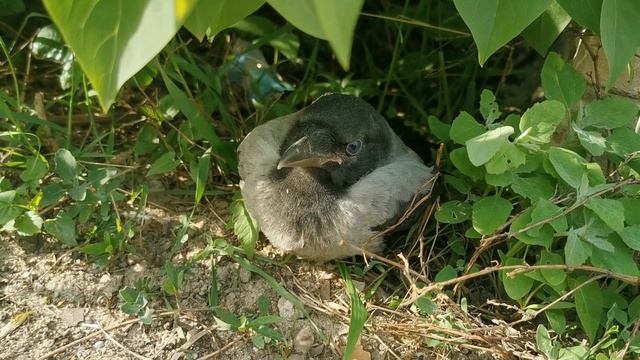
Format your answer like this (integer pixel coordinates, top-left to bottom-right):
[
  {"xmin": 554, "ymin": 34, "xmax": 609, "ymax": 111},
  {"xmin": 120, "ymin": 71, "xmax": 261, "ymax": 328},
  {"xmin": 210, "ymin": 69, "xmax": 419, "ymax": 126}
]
[{"xmin": 238, "ymin": 94, "xmax": 433, "ymax": 261}]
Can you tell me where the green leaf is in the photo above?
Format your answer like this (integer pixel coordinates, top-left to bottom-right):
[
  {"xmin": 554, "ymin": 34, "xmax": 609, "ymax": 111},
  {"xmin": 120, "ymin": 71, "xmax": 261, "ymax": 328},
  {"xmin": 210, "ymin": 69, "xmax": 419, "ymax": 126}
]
[
  {"xmin": 466, "ymin": 126, "xmax": 514, "ymax": 166},
  {"xmin": 32, "ymin": 24, "xmax": 80, "ymax": 90},
  {"xmin": 511, "ymin": 209, "xmax": 554, "ymax": 247},
  {"xmin": 539, "ymin": 250, "xmax": 566, "ymax": 286},
  {"xmin": 54, "ymin": 148, "xmax": 77, "ymax": 184},
  {"xmin": 573, "ymin": 124, "xmax": 606, "ymax": 156},
  {"xmin": 192, "ymin": 148, "xmax": 211, "ymax": 204},
  {"xmin": 565, "ymin": 228, "xmax": 592, "ymax": 266},
  {"xmin": 147, "ymin": 151, "xmax": 180, "ymax": 177},
  {"xmin": 607, "ymin": 127, "xmax": 640, "ymax": 157},
  {"xmin": 68, "ymin": 184, "xmax": 87, "ymax": 202},
  {"xmin": 444, "ymin": 175, "xmax": 472, "ymax": 194},
  {"xmin": 485, "ymin": 142, "xmax": 526, "ymax": 174},
  {"xmin": 548, "ymin": 147, "xmax": 586, "ymax": 189},
  {"xmin": 531, "ymin": 198, "xmax": 567, "ymax": 233},
  {"xmin": 519, "ymin": 100, "xmax": 566, "ymax": 143},
  {"xmin": 573, "ymin": 277, "xmax": 603, "ymax": 343},
  {"xmin": 43, "ymin": 211, "xmax": 77, "ymax": 246},
  {"xmin": 265, "ymin": 0, "xmax": 325, "ymax": 38},
  {"xmin": 449, "ymin": 148, "xmax": 484, "ymax": 180},
  {"xmin": 267, "ymin": 0, "xmax": 364, "ymax": 69},
  {"xmin": 449, "ymin": 111, "xmax": 485, "ymax": 145},
  {"xmin": 585, "ymin": 197, "xmax": 625, "ymax": 232},
  {"xmin": 163, "ymin": 262, "xmax": 184, "ymax": 295},
  {"xmin": 184, "ymin": 0, "xmax": 264, "ymax": 40},
  {"xmin": 338, "ymin": 263, "xmax": 368, "ymax": 360},
  {"xmin": 536, "ymin": 324, "xmax": 554, "ymax": 356},
  {"xmin": 230, "ymin": 193, "xmax": 260, "ymax": 259},
  {"xmin": 0, "ymin": 190, "xmax": 22, "ymax": 225},
  {"xmin": 454, "ymin": 0, "xmax": 552, "ymax": 64},
  {"xmin": 582, "ymin": 97, "xmax": 638, "ymax": 128},
  {"xmin": 414, "ymin": 295, "xmax": 437, "ymax": 314},
  {"xmin": 578, "ymin": 231, "xmax": 614, "ymax": 253},
  {"xmin": 472, "ymin": 196, "xmax": 512, "ymax": 235},
  {"xmin": 600, "ymin": 0, "xmax": 640, "ymax": 87},
  {"xmin": 546, "ymin": 309, "xmax": 567, "ymax": 336},
  {"xmin": 502, "ymin": 258, "xmax": 535, "ymax": 300},
  {"xmin": 14, "ymin": 211, "xmax": 43, "ymax": 236},
  {"xmin": 590, "ymin": 235, "xmax": 640, "ymax": 276},
  {"xmin": 541, "ymin": 52, "xmax": 586, "ymax": 109},
  {"xmin": 134, "ymin": 124, "xmax": 158, "ymax": 156},
  {"xmin": 434, "ymin": 265, "xmax": 458, "ymax": 282},
  {"xmin": 621, "ymin": 198, "xmax": 640, "ymax": 225},
  {"xmin": 511, "ymin": 175, "xmax": 555, "ymax": 202},
  {"xmin": 234, "ymin": 16, "xmax": 300, "ymax": 60},
  {"xmin": 556, "ymin": 0, "xmax": 602, "ymax": 33},
  {"xmin": 485, "ymin": 172, "xmax": 513, "ymax": 187},
  {"xmin": 522, "ymin": 3, "xmax": 571, "ymax": 55},
  {"xmin": 427, "ymin": 115, "xmax": 451, "ymax": 142},
  {"xmin": 20, "ymin": 154, "xmax": 49, "ymax": 182},
  {"xmin": 479, "ymin": 89, "xmax": 501, "ymax": 124},
  {"xmin": 43, "ymin": 0, "xmax": 198, "ymax": 111},
  {"xmin": 435, "ymin": 201, "xmax": 471, "ymax": 224},
  {"xmin": 159, "ymin": 70, "xmax": 224, "ymax": 151}
]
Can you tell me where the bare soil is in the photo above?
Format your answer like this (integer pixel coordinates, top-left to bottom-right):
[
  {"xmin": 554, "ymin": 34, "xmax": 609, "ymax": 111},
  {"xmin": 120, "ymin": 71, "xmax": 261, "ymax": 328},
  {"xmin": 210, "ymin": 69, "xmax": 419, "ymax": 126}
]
[{"xmin": 0, "ymin": 202, "xmax": 536, "ymax": 359}]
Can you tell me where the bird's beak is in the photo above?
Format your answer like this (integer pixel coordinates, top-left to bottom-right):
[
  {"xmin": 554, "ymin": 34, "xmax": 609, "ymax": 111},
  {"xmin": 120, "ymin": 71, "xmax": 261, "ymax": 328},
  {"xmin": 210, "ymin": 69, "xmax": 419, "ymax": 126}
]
[{"xmin": 277, "ymin": 135, "xmax": 342, "ymax": 169}]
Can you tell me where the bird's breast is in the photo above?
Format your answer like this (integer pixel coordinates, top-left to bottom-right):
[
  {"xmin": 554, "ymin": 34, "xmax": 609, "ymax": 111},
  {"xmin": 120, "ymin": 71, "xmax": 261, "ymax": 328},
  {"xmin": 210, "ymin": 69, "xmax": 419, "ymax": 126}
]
[{"xmin": 245, "ymin": 167, "xmax": 347, "ymax": 251}]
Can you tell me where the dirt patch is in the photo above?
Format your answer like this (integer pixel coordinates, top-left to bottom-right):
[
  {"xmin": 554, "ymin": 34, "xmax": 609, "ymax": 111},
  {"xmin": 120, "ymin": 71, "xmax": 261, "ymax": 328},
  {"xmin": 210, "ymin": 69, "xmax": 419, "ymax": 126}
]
[{"xmin": 0, "ymin": 205, "xmax": 535, "ymax": 359}]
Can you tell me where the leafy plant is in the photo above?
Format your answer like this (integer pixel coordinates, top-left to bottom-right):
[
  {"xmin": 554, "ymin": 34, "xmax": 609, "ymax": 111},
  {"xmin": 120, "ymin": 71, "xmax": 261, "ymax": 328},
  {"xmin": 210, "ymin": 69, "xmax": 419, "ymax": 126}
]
[{"xmin": 433, "ymin": 51, "xmax": 640, "ymax": 353}]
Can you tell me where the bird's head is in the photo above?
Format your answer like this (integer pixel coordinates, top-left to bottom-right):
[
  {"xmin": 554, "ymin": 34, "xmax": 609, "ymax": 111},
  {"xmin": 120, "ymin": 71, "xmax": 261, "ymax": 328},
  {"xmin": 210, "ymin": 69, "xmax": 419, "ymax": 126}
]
[{"xmin": 277, "ymin": 94, "xmax": 392, "ymax": 187}]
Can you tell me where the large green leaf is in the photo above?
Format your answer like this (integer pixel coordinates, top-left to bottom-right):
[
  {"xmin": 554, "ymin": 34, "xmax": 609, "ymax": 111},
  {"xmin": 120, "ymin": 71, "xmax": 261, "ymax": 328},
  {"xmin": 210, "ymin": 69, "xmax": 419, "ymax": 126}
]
[
  {"xmin": 556, "ymin": 0, "xmax": 603, "ymax": 34},
  {"xmin": 453, "ymin": 0, "xmax": 552, "ymax": 65},
  {"xmin": 600, "ymin": 0, "xmax": 640, "ymax": 87},
  {"xmin": 585, "ymin": 197, "xmax": 625, "ymax": 232},
  {"xmin": 472, "ymin": 195, "xmax": 512, "ymax": 235},
  {"xmin": 502, "ymin": 258, "xmax": 534, "ymax": 300},
  {"xmin": 466, "ymin": 126, "xmax": 514, "ymax": 166},
  {"xmin": 511, "ymin": 175, "xmax": 555, "ymax": 202},
  {"xmin": 484, "ymin": 143, "xmax": 526, "ymax": 174},
  {"xmin": 450, "ymin": 111, "xmax": 485, "ymax": 145},
  {"xmin": 519, "ymin": 100, "xmax": 565, "ymax": 143},
  {"xmin": 541, "ymin": 52, "xmax": 586, "ymax": 109},
  {"xmin": 573, "ymin": 277, "xmax": 603, "ymax": 343},
  {"xmin": 565, "ymin": 228, "xmax": 592, "ymax": 266},
  {"xmin": 548, "ymin": 147, "xmax": 587, "ymax": 189},
  {"xmin": 590, "ymin": 235, "xmax": 640, "ymax": 276},
  {"xmin": 581, "ymin": 97, "xmax": 638, "ymax": 129},
  {"xmin": 184, "ymin": 0, "xmax": 265, "ymax": 40},
  {"xmin": 267, "ymin": 0, "xmax": 364, "ymax": 69},
  {"xmin": 522, "ymin": 1, "xmax": 571, "ymax": 55},
  {"xmin": 43, "ymin": 0, "xmax": 198, "ymax": 111}
]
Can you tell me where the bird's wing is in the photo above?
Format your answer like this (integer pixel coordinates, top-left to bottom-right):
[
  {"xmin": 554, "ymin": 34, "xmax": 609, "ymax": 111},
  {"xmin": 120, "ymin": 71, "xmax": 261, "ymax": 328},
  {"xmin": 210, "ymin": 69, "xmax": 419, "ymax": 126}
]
[
  {"xmin": 238, "ymin": 115, "xmax": 295, "ymax": 180},
  {"xmin": 339, "ymin": 148, "xmax": 433, "ymax": 239}
]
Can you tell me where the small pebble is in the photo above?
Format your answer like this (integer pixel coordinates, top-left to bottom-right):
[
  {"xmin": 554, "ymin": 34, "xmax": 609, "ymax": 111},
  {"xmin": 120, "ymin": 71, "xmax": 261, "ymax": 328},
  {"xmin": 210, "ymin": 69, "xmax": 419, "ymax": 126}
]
[
  {"xmin": 309, "ymin": 344, "xmax": 324, "ymax": 357},
  {"xmin": 293, "ymin": 326, "xmax": 314, "ymax": 354},
  {"xmin": 93, "ymin": 340, "xmax": 105, "ymax": 350},
  {"xmin": 238, "ymin": 268, "xmax": 251, "ymax": 283},
  {"xmin": 277, "ymin": 298, "xmax": 296, "ymax": 320}
]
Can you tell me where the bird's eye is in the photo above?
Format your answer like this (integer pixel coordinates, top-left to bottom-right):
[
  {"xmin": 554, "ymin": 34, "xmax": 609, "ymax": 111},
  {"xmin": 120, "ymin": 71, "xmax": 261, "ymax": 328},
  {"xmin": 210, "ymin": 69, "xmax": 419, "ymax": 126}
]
[{"xmin": 345, "ymin": 139, "xmax": 363, "ymax": 156}]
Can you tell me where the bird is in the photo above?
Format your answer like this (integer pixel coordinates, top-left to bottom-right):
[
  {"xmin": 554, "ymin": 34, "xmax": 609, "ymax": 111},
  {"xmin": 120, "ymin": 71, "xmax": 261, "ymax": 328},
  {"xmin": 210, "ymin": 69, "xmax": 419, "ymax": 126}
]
[{"xmin": 238, "ymin": 93, "xmax": 434, "ymax": 261}]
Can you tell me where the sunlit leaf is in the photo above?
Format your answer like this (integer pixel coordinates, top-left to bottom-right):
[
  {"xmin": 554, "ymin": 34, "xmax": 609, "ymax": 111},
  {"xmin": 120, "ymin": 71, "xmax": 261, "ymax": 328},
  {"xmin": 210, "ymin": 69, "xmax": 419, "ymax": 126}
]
[
  {"xmin": 454, "ymin": 0, "xmax": 552, "ymax": 65},
  {"xmin": 600, "ymin": 0, "xmax": 640, "ymax": 87},
  {"xmin": 43, "ymin": 0, "xmax": 199, "ymax": 110}
]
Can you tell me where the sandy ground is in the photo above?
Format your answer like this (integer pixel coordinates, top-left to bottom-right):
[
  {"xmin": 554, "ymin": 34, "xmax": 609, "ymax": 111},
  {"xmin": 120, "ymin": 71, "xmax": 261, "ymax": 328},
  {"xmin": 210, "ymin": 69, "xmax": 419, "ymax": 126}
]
[{"xmin": 0, "ymin": 204, "xmax": 517, "ymax": 359}]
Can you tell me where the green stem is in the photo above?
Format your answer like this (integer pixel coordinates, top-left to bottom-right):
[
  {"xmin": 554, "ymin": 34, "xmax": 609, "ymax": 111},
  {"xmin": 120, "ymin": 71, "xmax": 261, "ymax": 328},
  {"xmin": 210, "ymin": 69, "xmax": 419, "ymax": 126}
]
[{"xmin": 0, "ymin": 35, "xmax": 21, "ymax": 110}]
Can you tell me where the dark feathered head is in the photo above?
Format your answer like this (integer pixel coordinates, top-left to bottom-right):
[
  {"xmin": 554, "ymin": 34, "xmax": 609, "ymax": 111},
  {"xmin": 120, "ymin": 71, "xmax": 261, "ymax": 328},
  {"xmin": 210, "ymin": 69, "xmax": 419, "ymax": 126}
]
[{"xmin": 277, "ymin": 94, "xmax": 392, "ymax": 187}]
